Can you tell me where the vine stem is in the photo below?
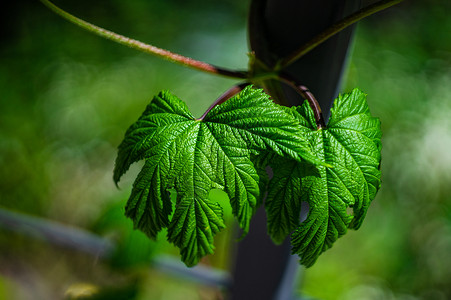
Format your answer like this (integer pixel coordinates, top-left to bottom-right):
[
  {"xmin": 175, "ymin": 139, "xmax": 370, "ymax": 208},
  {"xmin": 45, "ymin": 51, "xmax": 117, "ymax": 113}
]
[
  {"xmin": 279, "ymin": 74, "xmax": 325, "ymax": 129},
  {"xmin": 279, "ymin": 0, "xmax": 404, "ymax": 69},
  {"xmin": 40, "ymin": 0, "xmax": 248, "ymax": 80},
  {"xmin": 198, "ymin": 83, "xmax": 250, "ymax": 120}
]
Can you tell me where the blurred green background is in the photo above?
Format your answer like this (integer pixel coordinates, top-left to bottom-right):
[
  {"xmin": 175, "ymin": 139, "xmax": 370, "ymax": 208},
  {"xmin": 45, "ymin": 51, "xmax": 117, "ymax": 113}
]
[{"xmin": 1, "ymin": 1, "xmax": 450, "ymax": 299}]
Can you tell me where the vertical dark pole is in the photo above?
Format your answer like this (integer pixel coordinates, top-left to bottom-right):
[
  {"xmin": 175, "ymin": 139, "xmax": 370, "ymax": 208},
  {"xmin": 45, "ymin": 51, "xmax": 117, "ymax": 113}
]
[{"xmin": 229, "ymin": 1, "xmax": 361, "ymax": 299}]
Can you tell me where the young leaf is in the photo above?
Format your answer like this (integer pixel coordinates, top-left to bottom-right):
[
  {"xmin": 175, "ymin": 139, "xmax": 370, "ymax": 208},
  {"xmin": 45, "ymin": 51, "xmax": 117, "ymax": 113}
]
[
  {"xmin": 114, "ymin": 86, "xmax": 320, "ymax": 266},
  {"xmin": 266, "ymin": 88, "xmax": 382, "ymax": 267}
]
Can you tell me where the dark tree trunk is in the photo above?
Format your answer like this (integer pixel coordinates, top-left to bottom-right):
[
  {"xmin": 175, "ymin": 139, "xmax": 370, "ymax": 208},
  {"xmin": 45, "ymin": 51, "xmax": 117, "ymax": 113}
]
[{"xmin": 229, "ymin": 1, "xmax": 361, "ymax": 299}]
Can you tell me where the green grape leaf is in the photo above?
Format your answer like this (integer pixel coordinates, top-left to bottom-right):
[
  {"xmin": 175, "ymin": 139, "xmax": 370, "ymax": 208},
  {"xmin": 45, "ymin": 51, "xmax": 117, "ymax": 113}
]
[
  {"xmin": 266, "ymin": 88, "xmax": 382, "ymax": 267},
  {"xmin": 114, "ymin": 86, "xmax": 321, "ymax": 266}
]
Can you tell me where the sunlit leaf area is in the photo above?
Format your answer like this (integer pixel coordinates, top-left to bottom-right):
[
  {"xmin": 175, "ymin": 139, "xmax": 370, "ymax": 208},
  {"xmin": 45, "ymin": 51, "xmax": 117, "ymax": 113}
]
[{"xmin": 1, "ymin": 1, "xmax": 450, "ymax": 299}]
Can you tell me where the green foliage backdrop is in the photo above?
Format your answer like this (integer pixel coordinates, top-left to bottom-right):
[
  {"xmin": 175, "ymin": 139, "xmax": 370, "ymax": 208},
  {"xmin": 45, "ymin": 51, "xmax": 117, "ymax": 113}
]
[{"xmin": 0, "ymin": 1, "xmax": 450, "ymax": 299}]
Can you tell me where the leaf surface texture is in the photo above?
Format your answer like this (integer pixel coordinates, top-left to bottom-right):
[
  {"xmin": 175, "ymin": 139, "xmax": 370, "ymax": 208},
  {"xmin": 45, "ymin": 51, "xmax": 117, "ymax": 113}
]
[
  {"xmin": 114, "ymin": 86, "xmax": 320, "ymax": 266},
  {"xmin": 266, "ymin": 88, "xmax": 382, "ymax": 267}
]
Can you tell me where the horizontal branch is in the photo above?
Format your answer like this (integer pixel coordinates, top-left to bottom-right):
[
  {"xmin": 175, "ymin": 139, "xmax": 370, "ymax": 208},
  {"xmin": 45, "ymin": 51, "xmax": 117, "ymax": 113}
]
[
  {"xmin": 0, "ymin": 207, "xmax": 114, "ymax": 257},
  {"xmin": 0, "ymin": 207, "xmax": 231, "ymax": 287},
  {"xmin": 40, "ymin": 0, "xmax": 248, "ymax": 79}
]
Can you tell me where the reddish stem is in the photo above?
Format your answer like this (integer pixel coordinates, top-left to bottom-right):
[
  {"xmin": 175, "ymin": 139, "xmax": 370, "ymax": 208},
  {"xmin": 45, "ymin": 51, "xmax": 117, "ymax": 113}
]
[
  {"xmin": 198, "ymin": 83, "xmax": 250, "ymax": 120},
  {"xmin": 40, "ymin": 0, "xmax": 248, "ymax": 80},
  {"xmin": 279, "ymin": 75, "xmax": 325, "ymax": 129}
]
